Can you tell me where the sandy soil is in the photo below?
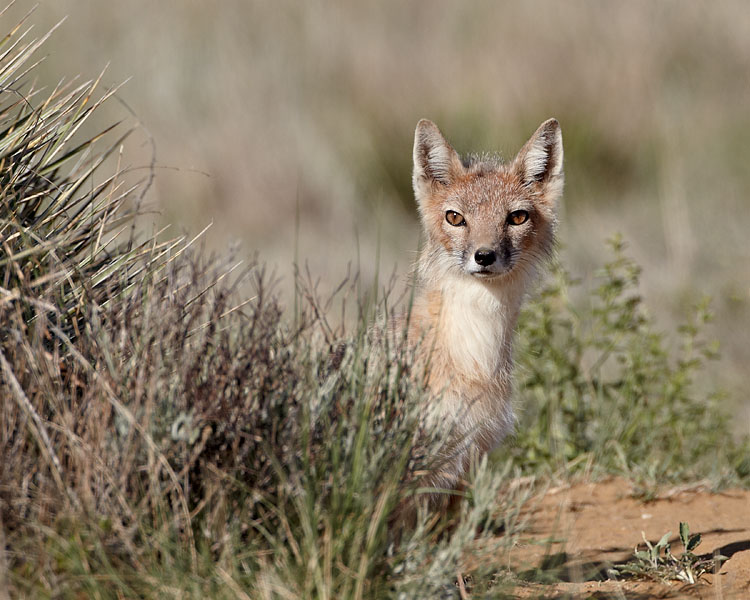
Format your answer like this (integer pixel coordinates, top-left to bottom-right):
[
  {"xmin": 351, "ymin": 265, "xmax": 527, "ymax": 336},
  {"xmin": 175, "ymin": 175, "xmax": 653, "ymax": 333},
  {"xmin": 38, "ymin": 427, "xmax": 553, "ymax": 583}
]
[{"xmin": 503, "ymin": 478, "xmax": 750, "ymax": 599}]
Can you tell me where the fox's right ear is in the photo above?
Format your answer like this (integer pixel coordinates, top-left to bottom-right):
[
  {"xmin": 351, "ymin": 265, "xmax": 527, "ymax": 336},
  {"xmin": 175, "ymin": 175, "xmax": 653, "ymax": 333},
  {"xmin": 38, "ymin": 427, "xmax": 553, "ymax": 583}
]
[{"xmin": 412, "ymin": 120, "xmax": 464, "ymax": 198}]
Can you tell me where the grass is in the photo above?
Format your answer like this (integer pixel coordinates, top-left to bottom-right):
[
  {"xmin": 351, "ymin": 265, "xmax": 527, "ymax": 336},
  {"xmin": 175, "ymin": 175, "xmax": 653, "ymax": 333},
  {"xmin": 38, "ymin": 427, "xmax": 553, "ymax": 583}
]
[{"xmin": 1, "ymin": 13, "xmax": 749, "ymax": 600}]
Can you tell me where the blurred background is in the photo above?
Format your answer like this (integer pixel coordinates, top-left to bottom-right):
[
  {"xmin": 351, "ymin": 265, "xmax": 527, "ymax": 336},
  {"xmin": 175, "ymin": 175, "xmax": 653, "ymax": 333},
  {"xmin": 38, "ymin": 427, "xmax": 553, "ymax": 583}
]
[{"xmin": 16, "ymin": 1, "xmax": 750, "ymax": 425}]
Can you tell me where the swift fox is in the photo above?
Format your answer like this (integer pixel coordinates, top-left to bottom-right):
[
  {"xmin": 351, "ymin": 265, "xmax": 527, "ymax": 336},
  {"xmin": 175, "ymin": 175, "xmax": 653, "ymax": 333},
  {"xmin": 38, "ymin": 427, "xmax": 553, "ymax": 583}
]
[{"xmin": 401, "ymin": 117, "xmax": 563, "ymax": 507}]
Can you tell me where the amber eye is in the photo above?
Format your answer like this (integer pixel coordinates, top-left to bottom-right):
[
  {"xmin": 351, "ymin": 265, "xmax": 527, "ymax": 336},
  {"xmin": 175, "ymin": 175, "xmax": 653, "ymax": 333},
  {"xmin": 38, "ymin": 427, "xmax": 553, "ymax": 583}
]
[
  {"xmin": 507, "ymin": 210, "xmax": 529, "ymax": 226},
  {"xmin": 445, "ymin": 210, "xmax": 466, "ymax": 226}
]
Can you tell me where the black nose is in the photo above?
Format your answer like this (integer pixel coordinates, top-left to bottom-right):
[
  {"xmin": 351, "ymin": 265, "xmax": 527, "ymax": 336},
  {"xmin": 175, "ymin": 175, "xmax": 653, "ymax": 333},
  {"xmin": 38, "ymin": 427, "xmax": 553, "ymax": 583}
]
[{"xmin": 474, "ymin": 248, "xmax": 496, "ymax": 267}]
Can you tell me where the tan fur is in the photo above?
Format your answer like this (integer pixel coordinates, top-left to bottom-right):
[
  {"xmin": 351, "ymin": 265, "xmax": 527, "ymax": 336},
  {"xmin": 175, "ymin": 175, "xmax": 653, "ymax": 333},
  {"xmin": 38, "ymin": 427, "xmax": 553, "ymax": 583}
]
[{"xmin": 399, "ymin": 118, "xmax": 563, "ymax": 508}]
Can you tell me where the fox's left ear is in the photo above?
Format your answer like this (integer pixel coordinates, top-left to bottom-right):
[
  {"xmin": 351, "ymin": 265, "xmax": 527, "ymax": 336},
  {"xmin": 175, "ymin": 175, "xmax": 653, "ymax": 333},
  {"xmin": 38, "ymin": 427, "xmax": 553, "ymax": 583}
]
[{"xmin": 513, "ymin": 118, "xmax": 563, "ymax": 202}]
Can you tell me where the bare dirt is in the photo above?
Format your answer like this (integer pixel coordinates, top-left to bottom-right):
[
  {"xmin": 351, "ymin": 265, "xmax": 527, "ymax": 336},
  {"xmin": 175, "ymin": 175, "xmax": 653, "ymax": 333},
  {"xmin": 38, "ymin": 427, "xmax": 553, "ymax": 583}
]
[{"xmin": 504, "ymin": 478, "xmax": 750, "ymax": 599}]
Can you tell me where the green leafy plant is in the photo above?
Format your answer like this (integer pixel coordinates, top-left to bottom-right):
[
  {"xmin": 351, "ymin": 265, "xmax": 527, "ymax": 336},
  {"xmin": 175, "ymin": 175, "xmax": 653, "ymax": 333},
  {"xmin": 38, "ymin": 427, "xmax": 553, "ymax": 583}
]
[
  {"xmin": 512, "ymin": 235, "xmax": 750, "ymax": 486},
  {"xmin": 616, "ymin": 522, "xmax": 726, "ymax": 584}
]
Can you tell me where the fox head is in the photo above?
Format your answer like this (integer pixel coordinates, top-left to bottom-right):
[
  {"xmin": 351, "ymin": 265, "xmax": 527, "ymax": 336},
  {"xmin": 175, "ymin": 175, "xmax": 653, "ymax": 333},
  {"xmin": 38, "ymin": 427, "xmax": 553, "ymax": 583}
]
[{"xmin": 412, "ymin": 119, "xmax": 563, "ymax": 283}]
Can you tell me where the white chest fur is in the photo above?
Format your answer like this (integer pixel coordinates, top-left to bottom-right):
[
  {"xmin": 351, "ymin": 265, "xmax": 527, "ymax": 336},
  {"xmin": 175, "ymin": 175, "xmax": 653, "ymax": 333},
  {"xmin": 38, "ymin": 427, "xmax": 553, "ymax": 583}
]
[{"xmin": 436, "ymin": 275, "xmax": 524, "ymax": 380}]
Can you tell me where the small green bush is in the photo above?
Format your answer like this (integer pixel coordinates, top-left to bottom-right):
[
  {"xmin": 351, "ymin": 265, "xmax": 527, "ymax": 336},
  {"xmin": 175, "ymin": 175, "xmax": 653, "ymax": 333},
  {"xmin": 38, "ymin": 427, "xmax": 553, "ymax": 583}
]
[{"xmin": 512, "ymin": 235, "xmax": 750, "ymax": 487}]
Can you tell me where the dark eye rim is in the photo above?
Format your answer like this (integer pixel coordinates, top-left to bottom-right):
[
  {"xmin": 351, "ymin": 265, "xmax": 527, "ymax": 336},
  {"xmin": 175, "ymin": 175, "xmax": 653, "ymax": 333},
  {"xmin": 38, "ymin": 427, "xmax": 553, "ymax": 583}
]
[
  {"xmin": 445, "ymin": 210, "xmax": 466, "ymax": 226},
  {"xmin": 507, "ymin": 209, "xmax": 529, "ymax": 226}
]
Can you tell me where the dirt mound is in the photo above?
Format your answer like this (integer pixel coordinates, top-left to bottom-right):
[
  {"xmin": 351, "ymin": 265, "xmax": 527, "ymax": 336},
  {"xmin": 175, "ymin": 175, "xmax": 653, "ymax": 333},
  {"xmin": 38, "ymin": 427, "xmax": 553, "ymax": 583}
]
[{"xmin": 508, "ymin": 478, "xmax": 750, "ymax": 599}]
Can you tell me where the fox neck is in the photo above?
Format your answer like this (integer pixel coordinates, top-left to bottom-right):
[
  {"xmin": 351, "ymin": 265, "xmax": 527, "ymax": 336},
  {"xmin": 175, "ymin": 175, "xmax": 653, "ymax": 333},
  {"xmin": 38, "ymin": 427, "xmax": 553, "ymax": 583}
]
[{"xmin": 416, "ymin": 257, "xmax": 532, "ymax": 381}]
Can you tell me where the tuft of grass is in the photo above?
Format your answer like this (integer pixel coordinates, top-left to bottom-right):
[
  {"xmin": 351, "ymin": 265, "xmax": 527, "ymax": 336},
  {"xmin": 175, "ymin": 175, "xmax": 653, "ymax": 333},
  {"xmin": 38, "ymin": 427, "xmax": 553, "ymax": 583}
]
[{"xmin": 614, "ymin": 522, "xmax": 726, "ymax": 584}]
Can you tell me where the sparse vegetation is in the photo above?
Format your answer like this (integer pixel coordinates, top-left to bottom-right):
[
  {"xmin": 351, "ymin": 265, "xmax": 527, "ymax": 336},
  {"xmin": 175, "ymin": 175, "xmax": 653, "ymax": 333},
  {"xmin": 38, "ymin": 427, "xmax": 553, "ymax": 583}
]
[
  {"xmin": 2, "ymin": 13, "xmax": 749, "ymax": 600},
  {"xmin": 615, "ymin": 522, "xmax": 726, "ymax": 584}
]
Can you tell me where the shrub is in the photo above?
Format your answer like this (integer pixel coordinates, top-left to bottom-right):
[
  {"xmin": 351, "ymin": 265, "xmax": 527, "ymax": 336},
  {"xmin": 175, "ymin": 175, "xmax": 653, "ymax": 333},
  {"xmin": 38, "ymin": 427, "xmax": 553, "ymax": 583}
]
[{"xmin": 512, "ymin": 236, "xmax": 750, "ymax": 487}]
